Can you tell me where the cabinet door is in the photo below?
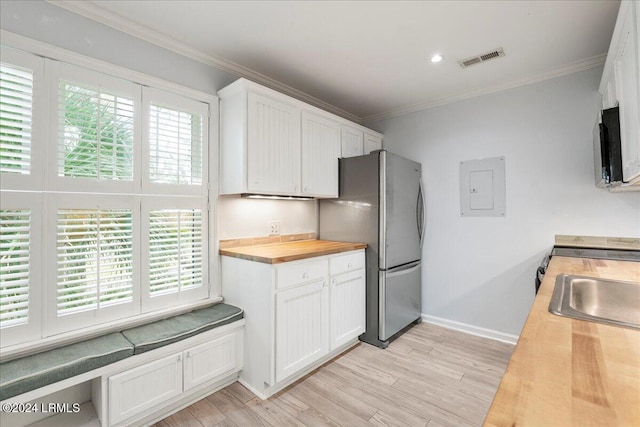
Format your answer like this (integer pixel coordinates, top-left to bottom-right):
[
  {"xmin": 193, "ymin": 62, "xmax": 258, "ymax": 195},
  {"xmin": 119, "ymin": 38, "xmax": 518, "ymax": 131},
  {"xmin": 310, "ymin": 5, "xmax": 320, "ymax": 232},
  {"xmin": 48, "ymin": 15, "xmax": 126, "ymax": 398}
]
[
  {"xmin": 341, "ymin": 126, "xmax": 364, "ymax": 158},
  {"xmin": 109, "ymin": 353, "xmax": 182, "ymax": 425},
  {"xmin": 247, "ymin": 92, "xmax": 301, "ymax": 194},
  {"xmin": 614, "ymin": 6, "xmax": 640, "ymax": 182},
  {"xmin": 364, "ymin": 133, "xmax": 383, "ymax": 154},
  {"xmin": 275, "ymin": 279, "xmax": 329, "ymax": 382},
  {"xmin": 330, "ymin": 269, "xmax": 365, "ymax": 350},
  {"xmin": 301, "ymin": 111, "xmax": 340, "ymax": 197},
  {"xmin": 183, "ymin": 331, "xmax": 240, "ymax": 391}
]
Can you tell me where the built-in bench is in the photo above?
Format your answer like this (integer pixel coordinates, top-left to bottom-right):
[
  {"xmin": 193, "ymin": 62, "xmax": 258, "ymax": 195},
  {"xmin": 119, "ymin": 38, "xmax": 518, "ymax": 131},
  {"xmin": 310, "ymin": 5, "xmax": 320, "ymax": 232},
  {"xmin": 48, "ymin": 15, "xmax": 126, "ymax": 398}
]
[
  {"xmin": 122, "ymin": 303, "xmax": 243, "ymax": 355},
  {"xmin": 0, "ymin": 303, "xmax": 244, "ymax": 402}
]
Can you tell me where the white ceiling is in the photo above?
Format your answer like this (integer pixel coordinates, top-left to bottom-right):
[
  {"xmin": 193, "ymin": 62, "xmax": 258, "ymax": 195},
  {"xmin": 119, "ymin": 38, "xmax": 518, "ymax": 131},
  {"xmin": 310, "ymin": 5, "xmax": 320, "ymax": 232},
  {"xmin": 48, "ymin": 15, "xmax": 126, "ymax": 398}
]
[{"xmin": 53, "ymin": 0, "xmax": 620, "ymax": 122}]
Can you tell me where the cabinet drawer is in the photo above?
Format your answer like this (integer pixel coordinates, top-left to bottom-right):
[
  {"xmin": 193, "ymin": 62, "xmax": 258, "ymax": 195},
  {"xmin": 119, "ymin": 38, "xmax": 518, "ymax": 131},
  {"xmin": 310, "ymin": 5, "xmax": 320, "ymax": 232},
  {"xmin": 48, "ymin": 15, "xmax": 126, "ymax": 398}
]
[
  {"xmin": 276, "ymin": 259, "xmax": 328, "ymax": 290},
  {"xmin": 330, "ymin": 251, "xmax": 365, "ymax": 275}
]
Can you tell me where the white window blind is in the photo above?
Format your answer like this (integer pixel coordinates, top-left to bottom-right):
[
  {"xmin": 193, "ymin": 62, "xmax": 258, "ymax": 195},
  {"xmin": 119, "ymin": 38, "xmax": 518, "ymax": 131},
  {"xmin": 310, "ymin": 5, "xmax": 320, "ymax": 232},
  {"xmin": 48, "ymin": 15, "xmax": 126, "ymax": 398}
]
[
  {"xmin": 149, "ymin": 103, "xmax": 203, "ymax": 185},
  {"xmin": 0, "ymin": 62, "xmax": 33, "ymax": 175},
  {"xmin": 0, "ymin": 191, "xmax": 42, "ymax": 346},
  {"xmin": 0, "ymin": 209, "xmax": 31, "ymax": 327},
  {"xmin": 56, "ymin": 209, "xmax": 133, "ymax": 315},
  {"xmin": 58, "ymin": 81, "xmax": 134, "ymax": 181},
  {"xmin": 149, "ymin": 209, "xmax": 203, "ymax": 296}
]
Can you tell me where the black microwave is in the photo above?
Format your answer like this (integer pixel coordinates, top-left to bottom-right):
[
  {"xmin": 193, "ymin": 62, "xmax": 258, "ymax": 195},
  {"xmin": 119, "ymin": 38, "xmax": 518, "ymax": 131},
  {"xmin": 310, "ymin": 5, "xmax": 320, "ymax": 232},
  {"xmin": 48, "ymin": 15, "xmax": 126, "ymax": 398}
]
[{"xmin": 593, "ymin": 107, "xmax": 623, "ymax": 187}]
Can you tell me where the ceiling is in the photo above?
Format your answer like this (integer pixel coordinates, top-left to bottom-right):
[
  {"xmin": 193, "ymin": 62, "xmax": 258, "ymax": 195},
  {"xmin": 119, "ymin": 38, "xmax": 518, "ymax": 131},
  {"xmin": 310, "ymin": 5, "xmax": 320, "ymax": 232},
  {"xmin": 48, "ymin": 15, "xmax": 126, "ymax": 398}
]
[{"xmin": 52, "ymin": 0, "xmax": 620, "ymax": 122}]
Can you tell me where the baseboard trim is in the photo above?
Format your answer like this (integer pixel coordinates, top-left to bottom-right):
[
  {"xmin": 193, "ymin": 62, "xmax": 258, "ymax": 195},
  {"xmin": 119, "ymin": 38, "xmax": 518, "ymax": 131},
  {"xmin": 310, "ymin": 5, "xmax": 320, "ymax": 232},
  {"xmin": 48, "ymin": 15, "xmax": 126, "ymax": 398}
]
[{"xmin": 421, "ymin": 314, "xmax": 519, "ymax": 345}]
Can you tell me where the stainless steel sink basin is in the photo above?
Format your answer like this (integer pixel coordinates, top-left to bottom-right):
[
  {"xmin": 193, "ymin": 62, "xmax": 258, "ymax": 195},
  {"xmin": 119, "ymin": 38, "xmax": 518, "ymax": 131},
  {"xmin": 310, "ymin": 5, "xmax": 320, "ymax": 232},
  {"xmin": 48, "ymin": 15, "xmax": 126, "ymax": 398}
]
[{"xmin": 549, "ymin": 274, "xmax": 640, "ymax": 329}]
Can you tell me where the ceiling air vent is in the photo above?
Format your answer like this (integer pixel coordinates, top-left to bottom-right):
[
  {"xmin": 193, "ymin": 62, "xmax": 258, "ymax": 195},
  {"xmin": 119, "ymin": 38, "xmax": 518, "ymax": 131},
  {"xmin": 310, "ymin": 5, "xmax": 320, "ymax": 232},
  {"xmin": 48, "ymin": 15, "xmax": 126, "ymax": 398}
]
[{"xmin": 458, "ymin": 47, "xmax": 505, "ymax": 68}]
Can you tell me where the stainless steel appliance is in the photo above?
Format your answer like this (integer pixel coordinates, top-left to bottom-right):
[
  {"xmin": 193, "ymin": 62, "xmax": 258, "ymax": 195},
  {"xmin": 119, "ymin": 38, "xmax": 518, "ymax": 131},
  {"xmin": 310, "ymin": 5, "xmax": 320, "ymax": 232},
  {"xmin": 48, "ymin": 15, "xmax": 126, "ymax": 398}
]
[
  {"xmin": 535, "ymin": 245, "xmax": 640, "ymax": 294},
  {"xmin": 319, "ymin": 150, "xmax": 425, "ymax": 348},
  {"xmin": 593, "ymin": 106, "xmax": 623, "ymax": 187}
]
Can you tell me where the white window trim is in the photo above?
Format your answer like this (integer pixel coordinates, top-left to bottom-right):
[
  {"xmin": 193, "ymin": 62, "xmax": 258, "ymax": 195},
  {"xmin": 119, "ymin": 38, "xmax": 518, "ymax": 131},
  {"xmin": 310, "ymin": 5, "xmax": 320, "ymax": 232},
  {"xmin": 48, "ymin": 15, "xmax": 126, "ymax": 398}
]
[{"xmin": 0, "ymin": 30, "xmax": 220, "ymax": 355}]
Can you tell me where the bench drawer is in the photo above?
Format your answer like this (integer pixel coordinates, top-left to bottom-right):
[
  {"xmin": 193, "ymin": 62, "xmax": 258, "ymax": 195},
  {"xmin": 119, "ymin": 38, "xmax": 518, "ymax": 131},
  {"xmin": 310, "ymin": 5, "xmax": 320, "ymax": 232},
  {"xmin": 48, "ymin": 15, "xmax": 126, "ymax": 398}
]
[{"xmin": 276, "ymin": 259, "xmax": 328, "ymax": 290}]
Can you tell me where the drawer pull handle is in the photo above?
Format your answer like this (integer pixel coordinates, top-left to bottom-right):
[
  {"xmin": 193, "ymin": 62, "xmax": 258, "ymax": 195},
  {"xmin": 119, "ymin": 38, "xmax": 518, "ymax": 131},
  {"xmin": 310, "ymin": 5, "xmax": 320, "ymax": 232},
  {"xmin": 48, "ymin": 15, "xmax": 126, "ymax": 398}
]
[
  {"xmin": 302, "ymin": 272, "xmax": 309, "ymax": 279},
  {"xmin": 347, "ymin": 262, "xmax": 352, "ymax": 268}
]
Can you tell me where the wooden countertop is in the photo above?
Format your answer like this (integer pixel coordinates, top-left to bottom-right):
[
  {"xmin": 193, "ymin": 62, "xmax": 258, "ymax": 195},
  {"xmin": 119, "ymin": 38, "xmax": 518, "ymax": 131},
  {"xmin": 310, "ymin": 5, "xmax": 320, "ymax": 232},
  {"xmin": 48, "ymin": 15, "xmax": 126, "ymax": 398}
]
[
  {"xmin": 484, "ymin": 256, "xmax": 640, "ymax": 426},
  {"xmin": 219, "ymin": 239, "xmax": 367, "ymax": 264},
  {"xmin": 555, "ymin": 234, "xmax": 640, "ymax": 250}
]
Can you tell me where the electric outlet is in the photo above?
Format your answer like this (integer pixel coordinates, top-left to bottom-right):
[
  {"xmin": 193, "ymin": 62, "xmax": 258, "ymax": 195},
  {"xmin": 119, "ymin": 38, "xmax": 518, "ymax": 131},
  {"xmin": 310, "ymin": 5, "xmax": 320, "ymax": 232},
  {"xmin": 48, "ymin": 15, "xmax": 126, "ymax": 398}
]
[{"xmin": 268, "ymin": 220, "xmax": 280, "ymax": 236}]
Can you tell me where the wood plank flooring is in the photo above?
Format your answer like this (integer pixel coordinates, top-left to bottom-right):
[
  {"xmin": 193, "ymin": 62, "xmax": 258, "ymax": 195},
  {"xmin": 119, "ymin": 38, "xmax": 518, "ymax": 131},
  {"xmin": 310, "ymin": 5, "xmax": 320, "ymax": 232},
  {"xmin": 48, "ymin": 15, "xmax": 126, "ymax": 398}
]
[{"xmin": 153, "ymin": 324, "xmax": 514, "ymax": 427}]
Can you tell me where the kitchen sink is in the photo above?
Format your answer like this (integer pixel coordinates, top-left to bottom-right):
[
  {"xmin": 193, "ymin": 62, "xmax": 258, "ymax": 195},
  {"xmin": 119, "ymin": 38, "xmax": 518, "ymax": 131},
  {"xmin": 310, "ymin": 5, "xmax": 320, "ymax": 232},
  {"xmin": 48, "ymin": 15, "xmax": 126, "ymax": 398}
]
[{"xmin": 549, "ymin": 274, "xmax": 640, "ymax": 330}]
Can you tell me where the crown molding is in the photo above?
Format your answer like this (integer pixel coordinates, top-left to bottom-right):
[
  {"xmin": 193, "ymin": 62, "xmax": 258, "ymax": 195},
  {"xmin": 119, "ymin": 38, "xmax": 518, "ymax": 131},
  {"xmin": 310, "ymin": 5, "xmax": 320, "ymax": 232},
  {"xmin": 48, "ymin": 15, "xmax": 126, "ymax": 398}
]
[
  {"xmin": 362, "ymin": 53, "xmax": 607, "ymax": 123},
  {"xmin": 47, "ymin": 0, "xmax": 362, "ymax": 123},
  {"xmin": 45, "ymin": 0, "xmax": 608, "ymax": 126}
]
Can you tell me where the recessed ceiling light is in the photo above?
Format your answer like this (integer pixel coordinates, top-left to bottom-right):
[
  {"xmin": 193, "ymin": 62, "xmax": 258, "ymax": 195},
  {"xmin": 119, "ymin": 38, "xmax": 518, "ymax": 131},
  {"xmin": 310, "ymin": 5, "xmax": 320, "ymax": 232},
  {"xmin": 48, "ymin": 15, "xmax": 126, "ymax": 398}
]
[{"xmin": 431, "ymin": 54, "xmax": 443, "ymax": 63}]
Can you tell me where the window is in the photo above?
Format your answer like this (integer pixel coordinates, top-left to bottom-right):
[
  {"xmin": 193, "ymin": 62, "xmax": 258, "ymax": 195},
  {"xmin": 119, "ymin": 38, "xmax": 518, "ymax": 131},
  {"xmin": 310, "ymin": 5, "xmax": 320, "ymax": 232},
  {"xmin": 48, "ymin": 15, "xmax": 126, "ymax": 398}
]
[
  {"xmin": 58, "ymin": 80, "xmax": 135, "ymax": 181},
  {"xmin": 0, "ymin": 46, "xmax": 214, "ymax": 347}
]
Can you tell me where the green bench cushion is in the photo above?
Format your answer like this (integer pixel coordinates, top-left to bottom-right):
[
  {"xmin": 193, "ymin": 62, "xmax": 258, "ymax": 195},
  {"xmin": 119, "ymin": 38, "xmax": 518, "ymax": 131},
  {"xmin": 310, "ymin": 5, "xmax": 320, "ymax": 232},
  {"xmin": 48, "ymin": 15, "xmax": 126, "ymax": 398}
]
[
  {"xmin": 0, "ymin": 333, "xmax": 133, "ymax": 401},
  {"xmin": 122, "ymin": 303, "xmax": 244, "ymax": 354}
]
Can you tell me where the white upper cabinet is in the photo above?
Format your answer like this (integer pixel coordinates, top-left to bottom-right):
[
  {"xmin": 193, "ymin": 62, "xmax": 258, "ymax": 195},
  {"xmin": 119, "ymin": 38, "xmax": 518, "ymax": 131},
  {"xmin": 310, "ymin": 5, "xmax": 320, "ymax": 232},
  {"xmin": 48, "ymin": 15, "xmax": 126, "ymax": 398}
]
[
  {"xmin": 247, "ymin": 92, "xmax": 301, "ymax": 194},
  {"xmin": 364, "ymin": 132, "xmax": 383, "ymax": 154},
  {"xmin": 600, "ymin": 1, "xmax": 640, "ymax": 185},
  {"xmin": 219, "ymin": 79, "xmax": 381, "ymax": 197},
  {"xmin": 341, "ymin": 126, "xmax": 364, "ymax": 158},
  {"xmin": 614, "ymin": 1, "xmax": 640, "ymax": 183},
  {"xmin": 301, "ymin": 111, "xmax": 340, "ymax": 197}
]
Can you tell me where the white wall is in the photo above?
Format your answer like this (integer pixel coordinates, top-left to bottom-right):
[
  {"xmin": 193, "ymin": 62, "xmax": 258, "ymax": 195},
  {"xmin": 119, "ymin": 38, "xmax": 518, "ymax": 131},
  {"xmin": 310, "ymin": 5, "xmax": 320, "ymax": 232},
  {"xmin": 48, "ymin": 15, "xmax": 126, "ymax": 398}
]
[
  {"xmin": 367, "ymin": 67, "xmax": 640, "ymax": 338},
  {"xmin": 217, "ymin": 196, "xmax": 317, "ymax": 240},
  {"xmin": 0, "ymin": 0, "xmax": 235, "ymax": 94}
]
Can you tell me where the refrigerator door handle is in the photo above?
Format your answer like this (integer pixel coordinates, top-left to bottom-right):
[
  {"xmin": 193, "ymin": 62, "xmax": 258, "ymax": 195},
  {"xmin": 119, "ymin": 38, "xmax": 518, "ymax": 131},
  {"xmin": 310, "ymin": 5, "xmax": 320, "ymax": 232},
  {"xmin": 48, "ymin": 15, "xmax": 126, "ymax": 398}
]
[
  {"xmin": 386, "ymin": 260, "xmax": 421, "ymax": 277},
  {"xmin": 417, "ymin": 177, "xmax": 426, "ymax": 248}
]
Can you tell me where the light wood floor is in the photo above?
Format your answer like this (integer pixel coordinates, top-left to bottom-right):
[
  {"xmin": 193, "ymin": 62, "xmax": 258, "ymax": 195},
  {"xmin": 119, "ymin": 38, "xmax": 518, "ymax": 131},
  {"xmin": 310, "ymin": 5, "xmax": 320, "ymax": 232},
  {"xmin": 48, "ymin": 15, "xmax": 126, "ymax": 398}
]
[{"xmin": 153, "ymin": 323, "xmax": 514, "ymax": 427}]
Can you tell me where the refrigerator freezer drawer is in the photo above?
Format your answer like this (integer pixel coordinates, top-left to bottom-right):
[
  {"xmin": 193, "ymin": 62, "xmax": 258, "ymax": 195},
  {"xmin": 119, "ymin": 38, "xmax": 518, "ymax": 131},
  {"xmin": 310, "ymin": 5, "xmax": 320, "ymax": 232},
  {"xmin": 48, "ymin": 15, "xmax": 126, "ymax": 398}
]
[{"xmin": 379, "ymin": 262, "xmax": 422, "ymax": 341}]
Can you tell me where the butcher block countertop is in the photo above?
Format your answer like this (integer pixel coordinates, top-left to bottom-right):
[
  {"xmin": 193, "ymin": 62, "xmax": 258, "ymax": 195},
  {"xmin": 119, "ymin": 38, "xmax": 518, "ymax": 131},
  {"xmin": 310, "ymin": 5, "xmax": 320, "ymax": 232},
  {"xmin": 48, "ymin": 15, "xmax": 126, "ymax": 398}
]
[
  {"xmin": 219, "ymin": 239, "xmax": 366, "ymax": 264},
  {"xmin": 484, "ymin": 256, "xmax": 640, "ymax": 426}
]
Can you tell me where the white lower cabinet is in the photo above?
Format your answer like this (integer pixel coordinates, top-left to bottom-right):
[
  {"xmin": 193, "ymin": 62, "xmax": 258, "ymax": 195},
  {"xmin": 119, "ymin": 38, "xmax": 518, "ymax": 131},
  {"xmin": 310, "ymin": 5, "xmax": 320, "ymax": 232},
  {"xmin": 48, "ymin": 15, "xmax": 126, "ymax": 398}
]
[
  {"xmin": 107, "ymin": 327, "xmax": 243, "ymax": 426},
  {"xmin": 275, "ymin": 279, "xmax": 329, "ymax": 382},
  {"xmin": 109, "ymin": 354, "xmax": 182, "ymax": 425},
  {"xmin": 222, "ymin": 249, "xmax": 365, "ymax": 399},
  {"xmin": 183, "ymin": 333, "xmax": 239, "ymax": 391},
  {"xmin": 330, "ymin": 269, "xmax": 366, "ymax": 350}
]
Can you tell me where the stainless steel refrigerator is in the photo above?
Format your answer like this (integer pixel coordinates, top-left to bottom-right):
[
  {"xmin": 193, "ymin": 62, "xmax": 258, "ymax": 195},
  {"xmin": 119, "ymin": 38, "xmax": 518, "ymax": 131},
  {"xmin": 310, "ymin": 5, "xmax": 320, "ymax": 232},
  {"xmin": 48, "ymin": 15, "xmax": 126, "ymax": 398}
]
[{"xmin": 319, "ymin": 150, "xmax": 425, "ymax": 348}]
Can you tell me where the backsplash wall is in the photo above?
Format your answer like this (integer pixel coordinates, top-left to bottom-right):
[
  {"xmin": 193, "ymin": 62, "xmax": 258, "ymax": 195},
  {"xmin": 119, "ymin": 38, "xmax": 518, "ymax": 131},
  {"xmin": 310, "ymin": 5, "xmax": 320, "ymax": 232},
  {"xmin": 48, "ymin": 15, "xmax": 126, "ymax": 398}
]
[{"xmin": 216, "ymin": 196, "xmax": 317, "ymax": 240}]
